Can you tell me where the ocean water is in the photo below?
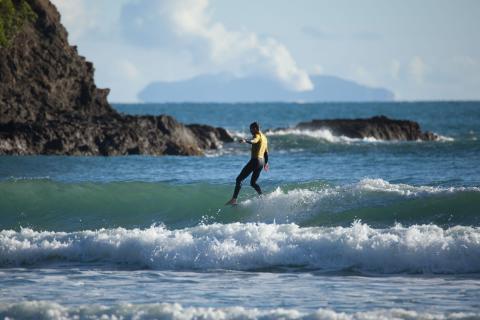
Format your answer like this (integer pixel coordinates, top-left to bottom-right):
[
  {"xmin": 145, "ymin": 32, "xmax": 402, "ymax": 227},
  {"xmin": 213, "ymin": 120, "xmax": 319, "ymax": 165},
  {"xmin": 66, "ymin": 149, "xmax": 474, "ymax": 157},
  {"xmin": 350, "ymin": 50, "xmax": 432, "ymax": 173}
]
[{"xmin": 1, "ymin": 101, "xmax": 480, "ymax": 319}]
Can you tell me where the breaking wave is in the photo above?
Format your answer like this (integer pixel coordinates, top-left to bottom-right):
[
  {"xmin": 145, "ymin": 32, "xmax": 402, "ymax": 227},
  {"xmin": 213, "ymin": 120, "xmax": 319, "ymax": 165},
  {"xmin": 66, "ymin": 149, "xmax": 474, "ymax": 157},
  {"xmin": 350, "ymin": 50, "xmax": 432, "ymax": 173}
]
[
  {"xmin": 1, "ymin": 221, "xmax": 480, "ymax": 273},
  {"xmin": 0, "ymin": 301, "xmax": 478, "ymax": 320},
  {"xmin": 264, "ymin": 128, "xmax": 455, "ymax": 143},
  {"xmin": 266, "ymin": 128, "xmax": 382, "ymax": 143},
  {"xmin": 1, "ymin": 178, "xmax": 479, "ymax": 231}
]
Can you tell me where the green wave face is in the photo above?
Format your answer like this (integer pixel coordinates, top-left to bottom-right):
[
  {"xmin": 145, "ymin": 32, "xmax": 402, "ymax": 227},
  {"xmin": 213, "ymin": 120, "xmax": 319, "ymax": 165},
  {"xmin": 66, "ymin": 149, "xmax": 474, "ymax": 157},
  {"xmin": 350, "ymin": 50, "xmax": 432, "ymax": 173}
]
[
  {"xmin": 1, "ymin": 179, "xmax": 479, "ymax": 231},
  {"xmin": 0, "ymin": 180, "xmax": 242, "ymax": 231}
]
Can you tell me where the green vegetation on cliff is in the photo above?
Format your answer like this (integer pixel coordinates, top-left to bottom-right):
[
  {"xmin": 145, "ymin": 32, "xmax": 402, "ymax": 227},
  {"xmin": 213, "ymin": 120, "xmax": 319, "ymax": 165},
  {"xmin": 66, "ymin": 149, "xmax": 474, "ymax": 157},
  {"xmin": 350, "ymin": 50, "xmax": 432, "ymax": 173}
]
[{"xmin": 0, "ymin": 0, "xmax": 37, "ymax": 47}]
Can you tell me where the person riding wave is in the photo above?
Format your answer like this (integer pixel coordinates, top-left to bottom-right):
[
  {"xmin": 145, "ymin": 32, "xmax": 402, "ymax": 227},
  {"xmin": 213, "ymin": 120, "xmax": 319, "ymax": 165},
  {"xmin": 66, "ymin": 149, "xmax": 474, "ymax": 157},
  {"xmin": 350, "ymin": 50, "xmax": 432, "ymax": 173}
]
[{"xmin": 226, "ymin": 122, "xmax": 269, "ymax": 205}]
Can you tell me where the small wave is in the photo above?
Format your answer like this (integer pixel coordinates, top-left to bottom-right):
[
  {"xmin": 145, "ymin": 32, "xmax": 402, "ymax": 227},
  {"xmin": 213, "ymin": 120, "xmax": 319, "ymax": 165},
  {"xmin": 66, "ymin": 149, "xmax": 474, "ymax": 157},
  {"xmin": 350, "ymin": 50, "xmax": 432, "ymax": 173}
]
[
  {"xmin": 0, "ymin": 301, "xmax": 477, "ymax": 320},
  {"xmin": 436, "ymin": 134, "xmax": 455, "ymax": 142},
  {"xmin": 1, "ymin": 222, "xmax": 480, "ymax": 273},
  {"xmin": 227, "ymin": 130, "xmax": 248, "ymax": 139},
  {"xmin": 355, "ymin": 178, "xmax": 480, "ymax": 196},
  {"xmin": 266, "ymin": 128, "xmax": 379, "ymax": 143},
  {"xmin": 4, "ymin": 176, "xmax": 52, "ymax": 182},
  {"xmin": 238, "ymin": 179, "xmax": 480, "ymax": 226},
  {"xmin": 266, "ymin": 128, "xmax": 455, "ymax": 143}
]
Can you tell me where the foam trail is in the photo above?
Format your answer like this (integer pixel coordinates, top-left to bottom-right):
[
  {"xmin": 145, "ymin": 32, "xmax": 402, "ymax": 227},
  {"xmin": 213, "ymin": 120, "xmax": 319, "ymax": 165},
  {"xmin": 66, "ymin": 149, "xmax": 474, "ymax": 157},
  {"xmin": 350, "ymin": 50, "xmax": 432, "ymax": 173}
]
[
  {"xmin": 1, "ymin": 222, "xmax": 480, "ymax": 273},
  {"xmin": 0, "ymin": 301, "xmax": 477, "ymax": 320}
]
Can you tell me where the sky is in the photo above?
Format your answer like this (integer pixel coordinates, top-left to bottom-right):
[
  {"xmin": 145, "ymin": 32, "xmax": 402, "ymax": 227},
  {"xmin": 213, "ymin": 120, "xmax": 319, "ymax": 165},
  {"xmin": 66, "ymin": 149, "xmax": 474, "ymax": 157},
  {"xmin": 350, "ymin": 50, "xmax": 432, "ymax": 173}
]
[{"xmin": 51, "ymin": 0, "xmax": 480, "ymax": 102}]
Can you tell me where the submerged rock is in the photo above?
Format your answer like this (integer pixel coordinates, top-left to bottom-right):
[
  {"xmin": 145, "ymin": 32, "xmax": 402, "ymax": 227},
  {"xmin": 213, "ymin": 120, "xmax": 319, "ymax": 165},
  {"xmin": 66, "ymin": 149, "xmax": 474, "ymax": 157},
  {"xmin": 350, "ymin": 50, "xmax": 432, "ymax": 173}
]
[
  {"xmin": 272, "ymin": 116, "xmax": 438, "ymax": 141},
  {"xmin": 0, "ymin": 0, "xmax": 232, "ymax": 156}
]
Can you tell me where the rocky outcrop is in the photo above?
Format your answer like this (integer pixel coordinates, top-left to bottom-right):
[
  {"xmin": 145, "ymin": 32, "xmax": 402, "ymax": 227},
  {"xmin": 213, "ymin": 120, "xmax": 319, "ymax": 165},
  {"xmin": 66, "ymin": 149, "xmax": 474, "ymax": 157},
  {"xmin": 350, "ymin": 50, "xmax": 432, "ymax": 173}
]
[
  {"xmin": 0, "ymin": 115, "xmax": 229, "ymax": 156},
  {"xmin": 271, "ymin": 116, "xmax": 438, "ymax": 141},
  {"xmin": 187, "ymin": 124, "xmax": 234, "ymax": 150},
  {"xmin": 0, "ymin": 0, "xmax": 232, "ymax": 156}
]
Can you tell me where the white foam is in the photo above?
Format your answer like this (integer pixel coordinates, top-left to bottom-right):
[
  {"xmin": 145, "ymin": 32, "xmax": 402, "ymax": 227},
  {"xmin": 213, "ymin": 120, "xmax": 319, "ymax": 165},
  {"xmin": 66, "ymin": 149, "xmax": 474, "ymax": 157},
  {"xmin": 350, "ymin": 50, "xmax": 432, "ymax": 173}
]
[
  {"xmin": 240, "ymin": 186, "xmax": 338, "ymax": 222},
  {"xmin": 0, "ymin": 301, "xmax": 477, "ymax": 320},
  {"xmin": 436, "ymin": 134, "xmax": 455, "ymax": 142},
  {"xmin": 229, "ymin": 128, "xmax": 370, "ymax": 144},
  {"xmin": 234, "ymin": 179, "xmax": 480, "ymax": 224},
  {"xmin": 1, "ymin": 221, "xmax": 480, "ymax": 273},
  {"xmin": 356, "ymin": 178, "xmax": 480, "ymax": 196},
  {"xmin": 228, "ymin": 130, "xmax": 248, "ymax": 139},
  {"xmin": 266, "ymin": 128, "xmax": 454, "ymax": 143},
  {"xmin": 266, "ymin": 128, "xmax": 378, "ymax": 143}
]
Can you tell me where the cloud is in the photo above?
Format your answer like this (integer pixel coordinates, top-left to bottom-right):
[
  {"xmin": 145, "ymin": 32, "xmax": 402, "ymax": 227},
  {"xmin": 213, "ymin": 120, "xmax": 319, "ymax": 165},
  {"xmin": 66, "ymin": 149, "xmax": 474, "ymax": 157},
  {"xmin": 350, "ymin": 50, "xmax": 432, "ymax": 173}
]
[
  {"xmin": 351, "ymin": 31, "xmax": 382, "ymax": 41},
  {"xmin": 119, "ymin": 0, "xmax": 313, "ymax": 92},
  {"xmin": 390, "ymin": 59, "xmax": 401, "ymax": 80},
  {"xmin": 352, "ymin": 65, "xmax": 377, "ymax": 87},
  {"xmin": 51, "ymin": 0, "xmax": 126, "ymax": 42},
  {"xmin": 409, "ymin": 56, "xmax": 426, "ymax": 85},
  {"xmin": 50, "ymin": 0, "xmax": 93, "ymax": 41},
  {"xmin": 311, "ymin": 64, "xmax": 325, "ymax": 75},
  {"xmin": 301, "ymin": 26, "xmax": 381, "ymax": 42},
  {"xmin": 301, "ymin": 26, "xmax": 334, "ymax": 39}
]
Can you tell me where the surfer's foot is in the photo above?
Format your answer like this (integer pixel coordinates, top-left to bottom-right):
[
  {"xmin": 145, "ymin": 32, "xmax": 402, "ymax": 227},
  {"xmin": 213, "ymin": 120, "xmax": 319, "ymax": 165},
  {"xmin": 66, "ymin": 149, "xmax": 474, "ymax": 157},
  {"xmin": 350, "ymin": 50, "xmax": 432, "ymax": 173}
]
[{"xmin": 225, "ymin": 198, "xmax": 237, "ymax": 206}]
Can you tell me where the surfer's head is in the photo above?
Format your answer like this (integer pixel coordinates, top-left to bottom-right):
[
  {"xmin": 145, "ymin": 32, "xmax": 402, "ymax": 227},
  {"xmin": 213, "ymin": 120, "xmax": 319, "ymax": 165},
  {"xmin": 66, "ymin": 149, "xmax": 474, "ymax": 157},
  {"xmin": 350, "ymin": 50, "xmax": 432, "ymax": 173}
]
[{"xmin": 250, "ymin": 122, "xmax": 260, "ymax": 134}]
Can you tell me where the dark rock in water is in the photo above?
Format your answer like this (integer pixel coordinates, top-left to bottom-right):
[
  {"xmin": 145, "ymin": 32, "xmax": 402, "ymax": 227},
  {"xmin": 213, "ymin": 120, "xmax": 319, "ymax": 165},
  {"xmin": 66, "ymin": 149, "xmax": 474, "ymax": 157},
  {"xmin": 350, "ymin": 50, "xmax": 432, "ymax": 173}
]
[
  {"xmin": 187, "ymin": 124, "xmax": 234, "ymax": 150},
  {"xmin": 272, "ymin": 116, "xmax": 438, "ymax": 141},
  {"xmin": 0, "ymin": 0, "xmax": 232, "ymax": 156},
  {"xmin": 0, "ymin": 115, "xmax": 216, "ymax": 156}
]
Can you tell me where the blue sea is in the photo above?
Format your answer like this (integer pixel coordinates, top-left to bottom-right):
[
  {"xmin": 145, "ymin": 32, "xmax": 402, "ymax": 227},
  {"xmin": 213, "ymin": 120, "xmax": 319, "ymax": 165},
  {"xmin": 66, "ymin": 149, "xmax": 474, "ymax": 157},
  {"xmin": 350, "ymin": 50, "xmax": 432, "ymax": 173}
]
[{"xmin": 1, "ymin": 102, "xmax": 480, "ymax": 319}]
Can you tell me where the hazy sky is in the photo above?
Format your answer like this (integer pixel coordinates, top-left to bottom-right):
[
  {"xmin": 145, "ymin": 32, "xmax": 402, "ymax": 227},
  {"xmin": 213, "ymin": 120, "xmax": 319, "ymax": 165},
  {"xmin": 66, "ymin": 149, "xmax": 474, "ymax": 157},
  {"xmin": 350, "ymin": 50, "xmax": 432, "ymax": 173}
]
[{"xmin": 51, "ymin": 0, "xmax": 480, "ymax": 102}]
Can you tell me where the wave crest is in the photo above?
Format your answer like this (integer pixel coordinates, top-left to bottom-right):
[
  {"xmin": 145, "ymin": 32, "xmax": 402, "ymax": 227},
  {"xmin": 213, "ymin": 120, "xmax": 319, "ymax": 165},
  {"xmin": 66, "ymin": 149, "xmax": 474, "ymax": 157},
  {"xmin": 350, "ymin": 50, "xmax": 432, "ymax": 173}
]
[
  {"xmin": 265, "ymin": 128, "xmax": 454, "ymax": 143},
  {"xmin": 1, "ymin": 178, "xmax": 479, "ymax": 230},
  {"xmin": 267, "ymin": 128, "xmax": 380, "ymax": 143}
]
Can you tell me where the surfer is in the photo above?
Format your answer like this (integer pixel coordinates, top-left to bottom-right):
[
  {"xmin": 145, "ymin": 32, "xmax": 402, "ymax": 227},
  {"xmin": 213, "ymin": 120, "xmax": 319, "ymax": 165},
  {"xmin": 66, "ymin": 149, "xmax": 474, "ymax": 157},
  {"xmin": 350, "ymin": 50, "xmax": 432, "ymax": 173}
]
[{"xmin": 226, "ymin": 122, "xmax": 269, "ymax": 205}]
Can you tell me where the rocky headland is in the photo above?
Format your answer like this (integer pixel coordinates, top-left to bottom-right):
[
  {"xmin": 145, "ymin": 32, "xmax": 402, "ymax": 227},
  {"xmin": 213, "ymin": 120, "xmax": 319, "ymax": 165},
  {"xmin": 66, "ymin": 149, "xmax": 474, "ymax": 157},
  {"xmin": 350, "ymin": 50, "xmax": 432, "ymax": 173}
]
[
  {"xmin": 0, "ymin": 0, "xmax": 232, "ymax": 156},
  {"xmin": 270, "ymin": 116, "xmax": 438, "ymax": 141}
]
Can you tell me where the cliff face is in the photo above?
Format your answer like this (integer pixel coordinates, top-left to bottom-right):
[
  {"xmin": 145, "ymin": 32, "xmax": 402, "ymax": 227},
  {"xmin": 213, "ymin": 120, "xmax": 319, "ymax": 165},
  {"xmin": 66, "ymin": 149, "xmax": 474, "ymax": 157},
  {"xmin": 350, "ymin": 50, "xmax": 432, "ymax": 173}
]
[
  {"xmin": 0, "ymin": 0, "xmax": 114, "ymax": 123},
  {"xmin": 0, "ymin": 0, "xmax": 231, "ymax": 155}
]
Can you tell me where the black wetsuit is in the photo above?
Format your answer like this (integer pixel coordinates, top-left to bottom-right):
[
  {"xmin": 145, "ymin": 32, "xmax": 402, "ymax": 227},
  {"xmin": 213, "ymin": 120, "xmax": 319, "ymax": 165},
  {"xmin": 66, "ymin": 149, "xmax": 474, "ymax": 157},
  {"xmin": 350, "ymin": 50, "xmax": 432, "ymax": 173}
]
[{"xmin": 232, "ymin": 157, "xmax": 265, "ymax": 199}]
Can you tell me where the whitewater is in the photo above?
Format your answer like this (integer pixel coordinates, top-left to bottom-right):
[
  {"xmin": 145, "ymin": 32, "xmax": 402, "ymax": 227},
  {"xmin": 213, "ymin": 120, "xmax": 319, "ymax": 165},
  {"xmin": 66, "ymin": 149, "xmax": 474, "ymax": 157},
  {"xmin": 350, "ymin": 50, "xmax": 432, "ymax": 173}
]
[
  {"xmin": 1, "ymin": 102, "xmax": 480, "ymax": 319},
  {"xmin": 2, "ymin": 222, "xmax": 480, "ymax": 273}
]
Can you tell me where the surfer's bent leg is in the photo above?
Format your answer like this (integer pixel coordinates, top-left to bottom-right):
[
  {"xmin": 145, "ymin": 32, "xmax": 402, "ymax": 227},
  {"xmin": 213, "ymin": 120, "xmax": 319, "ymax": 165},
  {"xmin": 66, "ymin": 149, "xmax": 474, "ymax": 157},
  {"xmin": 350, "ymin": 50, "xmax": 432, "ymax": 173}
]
[
  {"xmin": 233, "ymin": 159, "xmax": 254, "ymax": 199},
  {"xmin": 250, "ymin": 158, "xmax": 264, "ymax": 195}
]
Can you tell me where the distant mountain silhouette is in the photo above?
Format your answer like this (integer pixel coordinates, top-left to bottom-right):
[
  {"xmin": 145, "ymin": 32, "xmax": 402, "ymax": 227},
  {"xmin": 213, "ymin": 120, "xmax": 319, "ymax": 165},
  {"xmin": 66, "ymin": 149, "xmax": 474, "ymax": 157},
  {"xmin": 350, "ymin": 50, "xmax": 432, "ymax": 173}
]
[{"xmin": 138, "ymin": 73, "xmax": 394, "ymax": 102}]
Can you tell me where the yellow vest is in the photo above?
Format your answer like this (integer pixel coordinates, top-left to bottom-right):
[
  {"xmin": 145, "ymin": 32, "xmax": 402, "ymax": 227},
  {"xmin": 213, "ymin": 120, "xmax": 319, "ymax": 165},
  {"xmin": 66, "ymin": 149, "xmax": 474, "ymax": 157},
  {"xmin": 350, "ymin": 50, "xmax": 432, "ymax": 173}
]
[{"xmin": 251, "ymin": 132, "xmax": 268, "ymax": 159}]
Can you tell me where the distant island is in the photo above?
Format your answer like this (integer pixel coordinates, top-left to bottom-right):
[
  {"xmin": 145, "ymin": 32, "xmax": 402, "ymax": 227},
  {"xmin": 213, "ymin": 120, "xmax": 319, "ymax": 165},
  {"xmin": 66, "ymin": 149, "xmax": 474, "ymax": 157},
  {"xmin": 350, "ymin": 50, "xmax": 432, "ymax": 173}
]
[{"xmin": 139, "ymin": 73, "xmax": 394, "ymax": 103}]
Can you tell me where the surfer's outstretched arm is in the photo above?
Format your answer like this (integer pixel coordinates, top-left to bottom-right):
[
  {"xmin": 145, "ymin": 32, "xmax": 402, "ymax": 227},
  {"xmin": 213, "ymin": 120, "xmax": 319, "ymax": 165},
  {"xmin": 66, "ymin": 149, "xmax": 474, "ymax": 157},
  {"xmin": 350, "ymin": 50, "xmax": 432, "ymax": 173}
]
[
  {"xmin": 240, "ymin": 133, "xmax": 261, "ymax": 145},
  {"xmin": 239, "ymin": 139, "xmax": 254, "ymax": 145}
]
